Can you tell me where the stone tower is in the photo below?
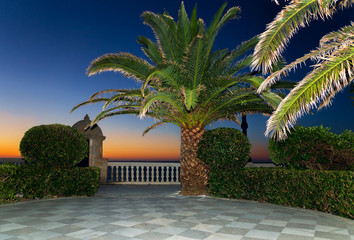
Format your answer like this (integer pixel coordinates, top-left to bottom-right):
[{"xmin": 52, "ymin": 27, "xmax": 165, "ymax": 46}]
[{"xmin": 72, "ymin": 115, "xmax": 107, "ymax": 184}]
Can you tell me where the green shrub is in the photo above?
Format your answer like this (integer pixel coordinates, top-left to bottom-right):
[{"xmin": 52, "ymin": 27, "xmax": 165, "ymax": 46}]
[
  {"xmin": 0, "ymin": 163, "xmax": 20, "ymax": 203},
  {"xmin": 20, "ymin": 124, "xmax": 88, "ymax": 169},
  {"xmin": 18, "ymin": 166, "xmax": 100, "ymax": 199},
  {"xmin": 198, "ymin": 127, "xmax": 251, "ymax": 185},
  {"xmin": 209, "ymin": 168, "xmax": 353, "ymax": 219},
  {"xmin": 269, "ymin": 126, "xmax": 354, "ymax": 170}
]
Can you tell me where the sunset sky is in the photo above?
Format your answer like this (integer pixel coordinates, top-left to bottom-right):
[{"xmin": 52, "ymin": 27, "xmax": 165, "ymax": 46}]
[{"xmin": 0, "ymin": 0, "xmax": 353, "ymax": 161}]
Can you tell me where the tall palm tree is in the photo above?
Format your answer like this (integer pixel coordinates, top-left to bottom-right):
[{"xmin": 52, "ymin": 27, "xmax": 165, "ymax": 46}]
[
  {"xmin": 252, "ymin": 0, "xmax": 354, "ymax": 140},
  {"xmin": 72, "ymin": 2, "xmax": 290, "ymax": 195}
]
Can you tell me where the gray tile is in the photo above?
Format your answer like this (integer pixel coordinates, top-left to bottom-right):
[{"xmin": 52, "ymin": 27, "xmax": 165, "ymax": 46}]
[
  {"xmin": 286, "ymin": 222, "xmax": 316, "ymax": 230},
  {"xmin": 278, "ymin": 233, "xmax": 314, "ymax": 240},
  {"xmin": 315, "ymin": 231, "xmax": 351, "ymax": 240},
  {"xmin": 19, "ymin": 230, "xmax": 61, "ymax": 239},
  {"xmin": 2, "ymin": 227, "xmax": 39, "ymax": 236},
  {"xmin": 92, "ymin": 224, "xmax": 124, "ymax": 233},
  {"xmin": 135, "ymin": 231, "xmax": 173, "ymax": 240},
  {"xmin": 50, "ymin": 225, "xmax": 86, "ymax": 234},
  {"xmin": 254, "ymin": 224, "xmax": 284, "ymax": 232},
  {"xmin": 169, "ymin": 220, "xmax": 198, "ymax": 229},
  {"xmin": 217, "ymin": 227, "xmax": 250, "ymax": 236},
  {"xmin": 133, "ymin": 223, "xmax": 164, "ymax": 231}
]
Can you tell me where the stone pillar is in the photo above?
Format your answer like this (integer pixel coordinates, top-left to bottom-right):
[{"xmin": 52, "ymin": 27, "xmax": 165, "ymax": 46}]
[
  {"xmin": 72, "ymin": 115, "xmax": 108, "ymax": 184},
  {"xmin": 89, "ymin": 136, "xmax": 107, "ymax": 184}
]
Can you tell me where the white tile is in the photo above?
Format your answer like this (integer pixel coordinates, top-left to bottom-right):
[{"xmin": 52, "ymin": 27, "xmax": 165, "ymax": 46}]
[
  {"xmin": 111, "ymin": 220, "xmax": 139, "ymax": 227},
  {"xmin": 166, "ymin": 236, "xmax": 196, "ymax": 240},
  {"xmin": 226, "ymin": 222, "xmax": 256, "ymax": 229},
  {"xmin": 205, "ymin": 233, "xmax": 243, "ymax": 240},
  {"xmin": 0, "ymin": 223, "xmax": 26, "ymax": 232},
  {"xmin": 113, "ymin": 228, "xmax": 147, "ymax": 237},
  {"xmin": 215, "ymin": 215, "xmax": 236, "ymax": 221},
  {"xmin": 21, "ymin": 231, "xmax": 61, "ymax": 239},
  {"xmin": 0, "ymin": 233, "xmax": 12, "ymax": 240},
  {"xmin": 73, "ymin": 220, "xmax": 105, "ymax": 228},
  {"xmin": 172, "ymin": 211, "xmax": 198, "ymax": 217},
  {"xmin": 315, "ymin": 225, "xmax": 349, "ymax": 235},
  {"xmin": 146, "ymin": 218, "xmax": 176, "ymax": 226},
  {"xmin": 191, "ymin": 223, "xmax": 223, "ymax": 233},
  {"xmin": 245, "ymin": 229, "xmax": 280, "ymax": 240},
  {"xmin": 282, "ymin": 227, "xmax": 315, "ymax": 237},
  {"xmin": 259, "ymin": 219, "xmax": 288, "ymax": 227},
  {"xmin": 32, "ymin": 222, "xmax": 67, "ymax": 230},
  {"xmin": 153, "ymin": 226, "xmax": 186, "ymax": 235}
]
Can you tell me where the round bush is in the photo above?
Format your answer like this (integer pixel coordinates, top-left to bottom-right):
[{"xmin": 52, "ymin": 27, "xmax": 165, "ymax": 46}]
[
  {"xmin": 20, "ymin": 124, "xmax": 88, "ymax": 169},
  {"xmin": 269, "ymin": 125, "xmax": 354, "ymax": 170},
  {"xmin": 198, "ymin": 127, "xmax": 251, "ymax": 171}
]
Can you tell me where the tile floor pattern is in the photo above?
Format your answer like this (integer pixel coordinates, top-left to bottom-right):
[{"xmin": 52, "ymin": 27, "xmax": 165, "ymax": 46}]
[{"xmin": 0, "ymin": 185, "xmax": 353, "ymax": 240}]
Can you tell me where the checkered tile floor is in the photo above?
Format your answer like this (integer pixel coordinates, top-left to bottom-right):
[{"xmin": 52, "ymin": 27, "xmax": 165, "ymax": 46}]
[{"xmin": 0, "ymin": 185, "xmax": 353, "ymax": 240}]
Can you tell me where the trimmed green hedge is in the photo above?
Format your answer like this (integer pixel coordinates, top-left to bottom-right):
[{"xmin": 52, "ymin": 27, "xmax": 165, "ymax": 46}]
[
  {"xmin": 0, "ymin": 164, "xmax": 100, "ymax": 202},
  {"xmin": 20, "ymin": 124, "xmax": 88, "ymax": 169},
  {"xmin": 198, "ymin": 127, "xmax": 251, "ymax": 171},
  {"xmin": 269, "ymin": 126, "xmax": 353, "ymax": 170},
  {"xmin": 0, "ymin": 163, "xmax": 19, "ymax": 203},
  {"xmin": 209, "ymin": 168, "xmax": 354, "ymax": 219}
]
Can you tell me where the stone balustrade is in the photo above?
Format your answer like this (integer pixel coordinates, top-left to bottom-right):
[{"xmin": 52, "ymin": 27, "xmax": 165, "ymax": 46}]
[{"xmin": 107, "ymin": 161, "xmax": 181, "ymax": 185}]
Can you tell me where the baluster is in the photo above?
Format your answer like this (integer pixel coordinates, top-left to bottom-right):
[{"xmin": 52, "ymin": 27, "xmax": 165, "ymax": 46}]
[
  {"xmin": 113, "ymin": 166, "xmax": 117, "ymax": 182},
  {"xmin": 173, "ymin": 167, "xmax": 176, "ymax": 182},
  {"xmin": 163, "ymin": 167, "xmax": 167, "ymax": 182},
  {"xmin": 138, "ymin": 166, "xmax": 142, "ymax": 182},
  {"xmin": 133, "ymin": 166, "xmax": 137, "ymax": 182},
  {"xmin": 123, "ymin": 166, "xmax": 127, "ymax": 181},
  {"xmin": 143, "ymin": 166, "xmax": 147, "ymax": 182},
  {"xmin": 107, "ymin": 166, "xmax": 111, "ymax": 182},
  {"xmin": 128, "ymin": 166, "xmax": 132, "ymax": 181},
  {"xmin": 168, "ymin": 167, "xmax": 172, "ymax": 182},
  {"xmin": 153, "ymin": 167, "xmax": 157, "ymax": 182},
  {"xmin": 118, "ymin": 166, "xmax": 122, "ymax": 182},
  {"xmin": 158, "ymin": 167, "xmax": 162, "ymax": 182},
  {"xmin": 148, "ymin": 166, "xmax": 152, "ymax": 182}
]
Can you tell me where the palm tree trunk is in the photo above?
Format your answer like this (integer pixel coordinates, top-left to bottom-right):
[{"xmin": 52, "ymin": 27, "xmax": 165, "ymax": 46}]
[{"xmin": 180, "ymin": 127, "xmax": 209, "ymax": 195}]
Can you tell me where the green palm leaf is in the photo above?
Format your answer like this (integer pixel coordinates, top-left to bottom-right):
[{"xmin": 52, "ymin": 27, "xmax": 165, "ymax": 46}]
[
  {"xmin": 87, "ymin": 53, "xmax": 152, "ymax": 80},
  {"xmin": 266, "ymin": 45, "xmax": 354, "ymax": 139},
  {"xmin": 252, "ymin": 0, "xmax": 338, "ymax": 73}
]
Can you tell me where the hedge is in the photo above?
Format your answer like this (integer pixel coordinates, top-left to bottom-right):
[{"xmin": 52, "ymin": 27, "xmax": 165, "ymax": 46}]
[
  {"xmin": 20, "ymin": 124, "xmax": 88, "ymax": 168},
  {"xmin": 208, "ymin": 168, "xmax": 353, "ymax": 219},
  {"xmin": 0, "ymin": 163, "xmax": 19, "ymax": 203},
  {"xmin": 269, "ymin": 126, "xmax": 353, "ymax": 170},
  {"xmin": 0, "ymin": 164, "xmax": 100, "ymax": 202},
  {"xmin": 198, "ymin": 128, "xmax": 251, "ymax": 171}
]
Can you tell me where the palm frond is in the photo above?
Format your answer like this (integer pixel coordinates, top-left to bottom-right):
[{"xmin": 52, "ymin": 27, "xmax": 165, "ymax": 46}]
[
  {"xmin": 87, "ymin": 53, "xmax": 152, "ymax": 81},
  {"xmin": 142, "ymin": 11, "xmax": 177, "ymax": 62},
  {"xmin": 266, "ymin": 45, "xmax": 354, "ymax": 139},
  {"xmin": 70, "ymin": 97, "xmax": 111, "ymax": 113},
  {"xmin": 140, "ymin": 91, "xmax": 185, "ymax": 118},
  {"xmin": 258, "ymin": 23, "xmax": 354, "ymax": 92},
  {"xmin": 252, "ymin": 0, "xmax": 336, "ymax": 73},
  {"xmin": 142, "ymin": 121, "xmax": 166, "ymax": 136},
  {"xmin": 137, "ymin": 36, "xmax": 163, "ymax": 63}
]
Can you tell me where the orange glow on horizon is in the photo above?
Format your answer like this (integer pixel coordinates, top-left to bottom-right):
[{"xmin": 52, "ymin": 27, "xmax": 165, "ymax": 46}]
[
  {"xmin": 250, "ymin": 141, "xmax": 269, "ymax": 160},
  {"xmin": 0, "ymin": 112, "xmax": 36, "ymax": 158},
  {"xmin": 103, "ymin": 131, "xmax": 180, "ymax": 160}
]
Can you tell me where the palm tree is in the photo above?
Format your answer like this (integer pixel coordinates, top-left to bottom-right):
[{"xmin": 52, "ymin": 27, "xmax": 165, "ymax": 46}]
[
  {"xmin": 72, "ymin": 2, "xmax": 290, "ymax": 195},
  {"xmin": 251, "ymin": 0, "xmax": 354, "ymax": 140}
]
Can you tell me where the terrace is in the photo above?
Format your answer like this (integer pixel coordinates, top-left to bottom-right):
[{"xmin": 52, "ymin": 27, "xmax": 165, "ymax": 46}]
[{"xmin": 0, "ymin": 185, "xmax": 353, "ymax": 240}]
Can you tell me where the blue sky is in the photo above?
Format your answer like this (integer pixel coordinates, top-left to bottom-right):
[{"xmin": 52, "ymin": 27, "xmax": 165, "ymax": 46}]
[{"xmin": 0, "ymin": 0, "xmax": 353, "ymax": 160}]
